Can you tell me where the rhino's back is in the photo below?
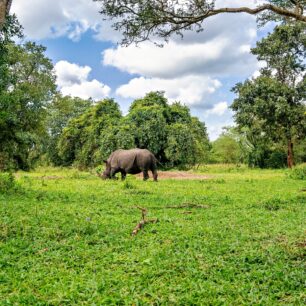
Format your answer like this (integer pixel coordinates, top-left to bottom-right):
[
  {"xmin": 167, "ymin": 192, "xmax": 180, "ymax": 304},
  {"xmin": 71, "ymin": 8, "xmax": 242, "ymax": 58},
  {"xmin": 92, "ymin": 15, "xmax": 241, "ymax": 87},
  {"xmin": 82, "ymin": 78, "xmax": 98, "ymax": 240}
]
[{"xmin": 109, "ymin": 149, "xmax": 155, "ymax": 172}]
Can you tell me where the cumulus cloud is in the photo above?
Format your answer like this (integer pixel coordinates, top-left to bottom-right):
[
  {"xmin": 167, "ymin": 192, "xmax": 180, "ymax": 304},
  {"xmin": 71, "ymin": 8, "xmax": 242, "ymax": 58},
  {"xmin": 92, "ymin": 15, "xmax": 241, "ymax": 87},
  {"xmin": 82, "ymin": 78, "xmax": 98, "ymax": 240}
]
[
  {"xmin": 54, "ymin": 61, "xmax": 111, "ymax": 100},
  {"xmin": 11, "ymin": 0, "xmax": 117, "ymax": 41},
  {"xmin": 116, "ymin": 76, "xmax": 221, "ymax": 106},
  {"xmin": 102, "ymin": 2, "xmax": 262, "ymax": 80},
  {"xmin": 205, "ymin": 102, "xmax": 228, "ymax": 116}
]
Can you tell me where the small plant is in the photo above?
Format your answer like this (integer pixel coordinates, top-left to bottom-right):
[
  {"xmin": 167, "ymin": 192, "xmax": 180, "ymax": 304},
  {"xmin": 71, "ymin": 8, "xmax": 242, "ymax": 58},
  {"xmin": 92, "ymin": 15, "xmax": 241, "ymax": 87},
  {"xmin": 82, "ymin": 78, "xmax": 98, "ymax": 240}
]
[
  {"xmin": 287, "ymin": 166, "xmax": 306, "ymax": 180},
  {"xmin": 122, "ymin": 180, "xmax": 135, "ymax": 189},
  {"xmin": 262, "ymin": 198, "xmax": 288, "ymax": 211},
  {"xmin": 95, "ymin": 165, "xmax": 104, "ymax": 176},
  {"xmin": 0, "ymin": 173, "xmax": 18, "ymax": 193}
]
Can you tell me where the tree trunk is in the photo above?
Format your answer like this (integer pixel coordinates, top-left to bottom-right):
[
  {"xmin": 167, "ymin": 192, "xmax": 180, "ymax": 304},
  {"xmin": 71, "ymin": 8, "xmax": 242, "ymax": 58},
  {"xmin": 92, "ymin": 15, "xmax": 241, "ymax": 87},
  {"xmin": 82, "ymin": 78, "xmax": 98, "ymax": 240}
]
[
  {"xmin": 0, "ymin": 0, "xmax": 12, "ymax": 30},
  {"xmin": 287, "ymin": 139, "xmax": 294, "ymax": 169}
]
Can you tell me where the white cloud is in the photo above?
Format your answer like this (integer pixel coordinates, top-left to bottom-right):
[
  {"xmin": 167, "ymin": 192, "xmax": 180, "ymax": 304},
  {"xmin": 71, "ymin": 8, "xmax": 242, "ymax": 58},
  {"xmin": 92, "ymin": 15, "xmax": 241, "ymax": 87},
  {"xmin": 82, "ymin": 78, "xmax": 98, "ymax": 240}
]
[
  {"xmin": 54, "ymin": 61, "xmax": 91, "ymax": 87},
  {"xmin": 116, "ymin": 76, "xmax": 221, "ymax": 106},
  {"xmin": 54, "ymin": 61, "xmax": 111, "ymax": 100},
  {"xmin": 11, "ymin": 0, "xmax": 114, "ymax": 41},
  {"xmin": 102, "ymin": 5, "xmax": 261, "ymax": 80},
  {"xmin": 205, "ymin": 102, "xmax": 228, "ymax": 116}
]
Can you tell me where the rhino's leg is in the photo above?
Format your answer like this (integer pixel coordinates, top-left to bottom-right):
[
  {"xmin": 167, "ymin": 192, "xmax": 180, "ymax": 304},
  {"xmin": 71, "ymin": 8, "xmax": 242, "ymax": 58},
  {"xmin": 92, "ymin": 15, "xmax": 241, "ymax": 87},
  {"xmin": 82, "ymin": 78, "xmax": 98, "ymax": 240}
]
[
  {"xmin": 120, "ymin": 170, "xmax": 126, "ymax": 181},
  {"xmin": 110, "ymin": 168, "xmax": 119, "ymax": 180},
  {"xmin": 143, "ymin": 170, "xmax": 149, "ymax": 181},
  {"xmin": 152, "ymin": 169, "xmax": 158, "ymax": 182}
]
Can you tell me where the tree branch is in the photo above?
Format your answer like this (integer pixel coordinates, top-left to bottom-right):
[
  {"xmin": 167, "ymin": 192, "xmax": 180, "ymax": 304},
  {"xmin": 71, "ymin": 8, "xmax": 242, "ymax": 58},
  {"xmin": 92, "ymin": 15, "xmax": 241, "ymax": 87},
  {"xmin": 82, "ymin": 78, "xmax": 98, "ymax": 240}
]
[{"xmin": 97, "ymin": 0, "xmax": 306, "ymax": 44}]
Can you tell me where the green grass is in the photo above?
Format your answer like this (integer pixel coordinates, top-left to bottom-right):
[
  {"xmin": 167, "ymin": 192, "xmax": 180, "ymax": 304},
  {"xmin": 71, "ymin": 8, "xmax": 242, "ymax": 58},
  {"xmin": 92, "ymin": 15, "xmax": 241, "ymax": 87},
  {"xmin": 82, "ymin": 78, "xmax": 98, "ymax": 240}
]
[{"xmin": 0, "ymin": 166, "xmax": 305, "ymax": 305}]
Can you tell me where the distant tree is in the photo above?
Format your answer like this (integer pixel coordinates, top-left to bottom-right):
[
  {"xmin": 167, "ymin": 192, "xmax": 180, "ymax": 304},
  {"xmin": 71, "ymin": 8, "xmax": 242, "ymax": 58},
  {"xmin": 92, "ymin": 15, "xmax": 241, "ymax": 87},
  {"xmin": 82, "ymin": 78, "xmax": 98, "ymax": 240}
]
[
  {"xmin": 57, "ymin": 91, "xmax": 210, "ymax": 169},
  {"xmin": 58, "ymin": 98, "xmax": 122, "ymax": 167},
  {"xmin": 125, "ymin": 92, "xmax": 210, "ymax": 166},
  {"xmin": 165, "ymin": 123, "xmax": 196, "ymax": 167},
  {"xmin": 126, "ymin": 92, "xmax": 168, "ymax": 161},
  {"xmin": 210, "ymin": 130, "xmax": 242, "ymax": 164},
  {"xmin": 231, "ymin": 23, "xmax": 306, "ymax": 168},
  {"xmin": 95, "ymin": 0, "xmax": 305, "ymax": 45},
  {"xmin": 45, "ymin": 95, "xmax": 93, "ymax": 165}
]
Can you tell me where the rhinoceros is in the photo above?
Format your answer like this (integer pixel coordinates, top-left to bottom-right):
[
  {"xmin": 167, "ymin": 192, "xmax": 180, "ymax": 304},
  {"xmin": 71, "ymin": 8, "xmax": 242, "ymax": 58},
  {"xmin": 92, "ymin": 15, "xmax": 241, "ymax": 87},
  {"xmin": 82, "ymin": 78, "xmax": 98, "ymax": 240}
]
[{"xmin": 101, "ymin": 149, "xmax": 158, "ymax": 181}]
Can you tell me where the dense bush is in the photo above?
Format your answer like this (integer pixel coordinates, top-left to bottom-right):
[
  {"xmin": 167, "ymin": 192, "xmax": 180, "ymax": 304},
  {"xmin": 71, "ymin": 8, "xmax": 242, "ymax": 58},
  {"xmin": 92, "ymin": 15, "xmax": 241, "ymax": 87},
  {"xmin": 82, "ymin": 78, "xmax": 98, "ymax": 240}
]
[
  {"xmin": 265, "ymin": 151, "xmax": 287, "ymax": 168},
  {"xmin": 57, "ymin": 92, "xmax": 210, "ymax": 168}
]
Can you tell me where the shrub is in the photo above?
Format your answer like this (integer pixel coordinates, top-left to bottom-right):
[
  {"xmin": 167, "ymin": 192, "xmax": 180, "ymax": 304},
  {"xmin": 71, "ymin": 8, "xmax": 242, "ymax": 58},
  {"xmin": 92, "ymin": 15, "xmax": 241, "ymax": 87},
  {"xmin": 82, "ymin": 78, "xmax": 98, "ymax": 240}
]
[
  {"xmin": 265, "ymin": 151, "xmax": 287, "ymax": 168},
  {"xmin": 287, "ymin": 166, "xmax": 306, "ymax": 180},
  {"xmin": 0, "ymin": 173, "xmax": 17, "ymax": 193}
]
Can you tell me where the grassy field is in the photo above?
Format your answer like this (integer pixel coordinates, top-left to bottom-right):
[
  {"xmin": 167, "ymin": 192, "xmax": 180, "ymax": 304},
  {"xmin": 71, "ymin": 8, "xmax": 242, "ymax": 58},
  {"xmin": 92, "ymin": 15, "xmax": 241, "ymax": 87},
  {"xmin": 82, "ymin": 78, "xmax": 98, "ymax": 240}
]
[{"xmin": 0, "ymin": 166, "xmax": 305, "ymax": 305}]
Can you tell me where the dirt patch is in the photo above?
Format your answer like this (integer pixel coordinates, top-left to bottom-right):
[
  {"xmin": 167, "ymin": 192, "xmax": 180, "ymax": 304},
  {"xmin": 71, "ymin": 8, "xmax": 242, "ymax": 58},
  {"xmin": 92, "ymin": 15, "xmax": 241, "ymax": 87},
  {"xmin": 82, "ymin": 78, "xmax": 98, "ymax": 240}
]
[{"xmin": 136, "ymin": 171, "xmax": 212, "ymax": 180}]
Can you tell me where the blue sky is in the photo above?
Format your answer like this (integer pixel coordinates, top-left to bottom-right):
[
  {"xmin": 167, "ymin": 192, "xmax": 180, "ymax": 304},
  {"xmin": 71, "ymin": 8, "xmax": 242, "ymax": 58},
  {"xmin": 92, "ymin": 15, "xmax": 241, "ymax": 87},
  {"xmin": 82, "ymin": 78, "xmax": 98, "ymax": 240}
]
[{"xmin": 11, "ymin": 0, "xmax": 273, "ymax": 140}]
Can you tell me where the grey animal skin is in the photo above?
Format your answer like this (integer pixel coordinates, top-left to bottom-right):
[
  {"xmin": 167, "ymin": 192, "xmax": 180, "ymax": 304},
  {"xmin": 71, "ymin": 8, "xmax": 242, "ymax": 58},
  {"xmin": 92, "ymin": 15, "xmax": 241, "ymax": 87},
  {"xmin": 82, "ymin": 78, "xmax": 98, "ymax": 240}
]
[{"xmin": 101, "ymin": 149, "xmax": 158, "ymax": 181}]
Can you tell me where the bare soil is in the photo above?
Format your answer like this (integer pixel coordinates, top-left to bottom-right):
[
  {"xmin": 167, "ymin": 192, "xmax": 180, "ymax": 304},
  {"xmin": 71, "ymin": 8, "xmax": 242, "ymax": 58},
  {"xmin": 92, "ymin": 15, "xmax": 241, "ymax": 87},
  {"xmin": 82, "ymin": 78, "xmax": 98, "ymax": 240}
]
[{"xmin": 136, "ymin": 171, "xmax": 212, "ymax": 180}]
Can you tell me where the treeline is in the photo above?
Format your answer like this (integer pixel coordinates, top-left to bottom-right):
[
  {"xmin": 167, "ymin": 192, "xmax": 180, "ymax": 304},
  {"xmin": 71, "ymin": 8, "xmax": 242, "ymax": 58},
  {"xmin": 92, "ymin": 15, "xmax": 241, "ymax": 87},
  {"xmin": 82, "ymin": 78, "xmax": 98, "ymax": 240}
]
[
  {"xmin": 0, "ymin": 16, "xmax": 305, "ymax": 171},
  {"xmin": 48, "ymin": 92, "xmax": 210, "ymax": 169}
]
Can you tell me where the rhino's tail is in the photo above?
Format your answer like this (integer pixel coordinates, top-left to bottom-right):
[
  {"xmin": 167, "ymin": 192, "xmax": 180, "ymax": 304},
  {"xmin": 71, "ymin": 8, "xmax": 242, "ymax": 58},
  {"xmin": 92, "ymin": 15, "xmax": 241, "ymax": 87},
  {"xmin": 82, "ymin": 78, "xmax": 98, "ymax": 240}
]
[{"xmin": 154, "ymin": 157, "xmax": 163, "ymax": 168}]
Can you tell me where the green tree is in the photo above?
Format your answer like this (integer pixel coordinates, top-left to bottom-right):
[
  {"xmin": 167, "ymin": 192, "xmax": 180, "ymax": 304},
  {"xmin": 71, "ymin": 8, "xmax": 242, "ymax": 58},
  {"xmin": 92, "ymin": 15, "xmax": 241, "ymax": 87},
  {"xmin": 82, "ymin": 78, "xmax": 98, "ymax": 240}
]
[
  {"xmin": 95, "ymin": 0, "xmax": 305, "ymax": 45},
  {"xmin": 58, "ymin": 98, "xmax": 122, "ymax": 168},
  {"xmin": 231, "ymin": 23, "xmax": 306, "ymax": 168},
  {"xmin": 126, "ymin": 92, "xmax": 168, "ymax": 161},
  {"xmin": 165, "ymin": 123, "xmax": 196, "ymax": 168},
  {"xmin": 210, "ymin": 130, "xmax": 241, "ymax": 164},
  {"xmin": 0, "ymin": 19, "xmax": 56, "ymax": 170},
  {"xmin": 45, "ymin": 94, "xmax": 93, "ymax": 165},
  {"xmin": 57, "ymin": 91, "xmax": 210, "ymax": 169}
]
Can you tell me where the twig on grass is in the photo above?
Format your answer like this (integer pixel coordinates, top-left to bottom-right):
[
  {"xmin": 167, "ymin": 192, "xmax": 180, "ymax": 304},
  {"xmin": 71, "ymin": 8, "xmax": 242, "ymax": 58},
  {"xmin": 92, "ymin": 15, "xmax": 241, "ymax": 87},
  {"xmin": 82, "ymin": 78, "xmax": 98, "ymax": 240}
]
[{"xmin": 131, "ymin": 206, "xmax": 158, "ymax": 236}]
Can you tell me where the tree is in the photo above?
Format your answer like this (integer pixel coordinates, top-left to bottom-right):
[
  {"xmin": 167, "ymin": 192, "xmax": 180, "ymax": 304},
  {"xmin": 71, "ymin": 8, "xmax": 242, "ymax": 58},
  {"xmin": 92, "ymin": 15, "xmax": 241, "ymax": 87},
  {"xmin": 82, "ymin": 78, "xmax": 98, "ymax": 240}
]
[
  {"xmin": 210, "ymin": 129, "xmax": 242, "ymax": 164},
  {"xmin": 57, "ymin": 91, "xmax": 210, "ymax": 169},
  {"xmin": 45, "ymin": 94, "xmax": 93, "ymax": 165},
  {"xmin": 232, "ymin": 23, "xmax": 305, "ymax": 168},
  {"xmin": 125, "ymin": 92, "xmax": 210, "ymax": 166},
  {"xmin": 0, "ymin": 19, "xmax": 56, "ymax": 170},
  {"xmin": 0, "ymin": 0, "xmax": 12, "ymax": 30},
  {"xmin": 94, "ymin": 0, "xmax": 305, "ymax": 45},
  {"xmin": 126, "ymin": 92, "xmax": 168, "ymax": 161},
  {"xmin": 58, "ymin": 98, "xmax": 122, "ymax": 167}
]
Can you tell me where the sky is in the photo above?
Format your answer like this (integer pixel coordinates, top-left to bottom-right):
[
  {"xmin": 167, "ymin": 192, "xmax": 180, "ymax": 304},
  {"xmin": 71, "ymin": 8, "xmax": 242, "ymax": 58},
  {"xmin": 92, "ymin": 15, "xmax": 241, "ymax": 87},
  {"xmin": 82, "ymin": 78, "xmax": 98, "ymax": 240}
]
[{"xmin": 11, "ymin": 0, "xmax": 273, "ymax": 140}]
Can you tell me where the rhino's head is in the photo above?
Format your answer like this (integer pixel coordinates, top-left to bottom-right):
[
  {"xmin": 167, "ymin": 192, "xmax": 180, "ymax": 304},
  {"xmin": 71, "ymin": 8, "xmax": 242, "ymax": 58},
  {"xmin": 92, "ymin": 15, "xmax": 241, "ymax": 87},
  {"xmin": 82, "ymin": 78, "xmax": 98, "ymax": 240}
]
[{"xmin": 101, "ymin": 160, "xmax": 111, "ymax": 179}]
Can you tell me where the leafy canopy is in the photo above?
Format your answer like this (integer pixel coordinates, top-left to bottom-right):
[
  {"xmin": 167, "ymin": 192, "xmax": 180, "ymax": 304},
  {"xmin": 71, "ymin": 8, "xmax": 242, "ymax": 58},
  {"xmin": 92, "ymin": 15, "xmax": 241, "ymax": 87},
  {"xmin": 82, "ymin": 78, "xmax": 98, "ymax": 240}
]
[
  {"xmin": 231, "ymin": 23, "xmax": 306, "ymax": 168},
  {"xmin": 58, "ymin": 92, "xmax": 210, "ymax": 168},
  {"xmin": 0, "ymin": 17, "xmax": 56, "ymax": 170}
]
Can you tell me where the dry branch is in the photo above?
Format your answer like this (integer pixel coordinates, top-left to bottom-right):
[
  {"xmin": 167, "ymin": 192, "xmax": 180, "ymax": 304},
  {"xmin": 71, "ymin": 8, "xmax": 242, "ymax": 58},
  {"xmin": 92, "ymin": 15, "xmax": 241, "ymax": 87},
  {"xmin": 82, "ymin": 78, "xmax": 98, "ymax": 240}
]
[{"xmin": 131, "ymin": 206, "xmax": 158, "ymax": 236}]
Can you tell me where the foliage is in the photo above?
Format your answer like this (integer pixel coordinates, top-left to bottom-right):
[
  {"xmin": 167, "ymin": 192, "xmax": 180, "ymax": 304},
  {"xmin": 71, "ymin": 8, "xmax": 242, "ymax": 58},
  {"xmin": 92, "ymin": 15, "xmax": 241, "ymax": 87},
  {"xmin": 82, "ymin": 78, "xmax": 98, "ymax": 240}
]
[
  {"xmin": 126, "ymin": 97, "xmax": 168, "ymax": 160},
  {"xmin": 165, "ymin": 123, "xmax": 196, "ymax": 168},
  {"xmin": 231, "ymin": 23, "xmax": 306, "ymax": 168},
  {"xmin": 0, "ymin": 172, "xmax": 16, "ymax": 193},
  {"xmin": 0, "ymin": 166, "xmax": 305, "ymax": 303},
  {"xmin": 94, "ymin": 0, "xmax": 305, "ymax": 45},
  {"xmin": 210, "ymin": 134, "xmax": 241, "ymax": 164},
  {"xmin": 45, "ymin": 94, "xmax": 93, "ymax": 165},
  {"xmin": 58, "ymin": 98, "xmax": 122, "ymax": 167},
  {"xmin": 287, "ymin": 165, "xmax": 306, "ymax": 180},
  {"xmin": 0, "ymin": 17, "xmax": 56, "ymax": 171},
  {"xmin": 58, "ymin": 92, "xmax": 210, "ymax": 168},
  {"xmin": 294, "ymin": 137, "xmax": 306, "ymax": 164}
]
